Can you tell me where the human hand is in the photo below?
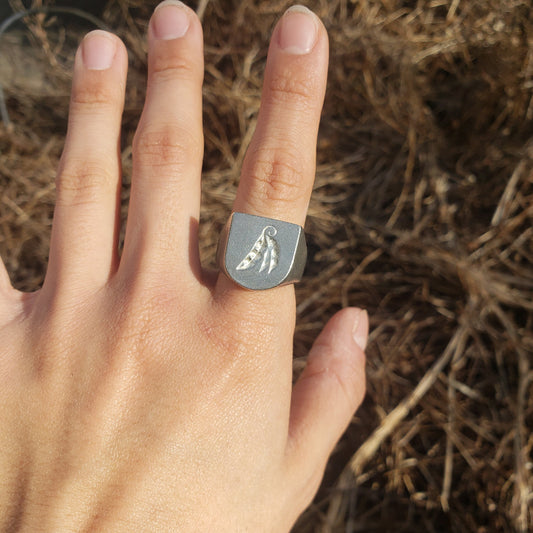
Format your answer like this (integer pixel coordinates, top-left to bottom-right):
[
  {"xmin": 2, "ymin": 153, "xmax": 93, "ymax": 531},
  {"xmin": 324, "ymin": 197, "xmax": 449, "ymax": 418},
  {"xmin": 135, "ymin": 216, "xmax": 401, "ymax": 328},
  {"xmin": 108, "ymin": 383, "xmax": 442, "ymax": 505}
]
[{"xmin": 0, "ymin": 2, "xmax": 368, "ymax": 531}]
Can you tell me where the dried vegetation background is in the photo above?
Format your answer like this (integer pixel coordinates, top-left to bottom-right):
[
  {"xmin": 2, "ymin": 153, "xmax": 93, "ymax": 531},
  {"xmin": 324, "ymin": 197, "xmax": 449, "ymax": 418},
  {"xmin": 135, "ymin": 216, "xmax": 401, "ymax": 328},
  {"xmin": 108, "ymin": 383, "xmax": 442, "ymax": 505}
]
[{"xmin": 1, "ymin": 0, "xmax": 532, "ymax": 531}]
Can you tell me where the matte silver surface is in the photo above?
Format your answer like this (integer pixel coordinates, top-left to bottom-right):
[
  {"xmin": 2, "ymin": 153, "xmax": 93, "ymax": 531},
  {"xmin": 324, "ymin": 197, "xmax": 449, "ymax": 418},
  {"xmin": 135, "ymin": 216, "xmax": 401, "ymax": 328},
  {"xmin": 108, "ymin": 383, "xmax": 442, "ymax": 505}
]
[{"xmin": 217, "ymin": 212, "xmax": 307, "ymax": 290}]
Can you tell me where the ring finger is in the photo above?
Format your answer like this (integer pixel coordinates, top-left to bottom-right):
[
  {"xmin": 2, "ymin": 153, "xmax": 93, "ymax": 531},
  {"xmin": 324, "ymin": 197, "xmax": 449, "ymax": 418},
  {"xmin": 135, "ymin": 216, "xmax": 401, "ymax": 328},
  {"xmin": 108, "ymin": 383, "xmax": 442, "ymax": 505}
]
[
  {"xmin": 216, "ymin": 5, "xmax": 328, "ymax": 296},
  {"xmin": 235, "ymin": 5, "xmax": 328, "ymax": 223}
]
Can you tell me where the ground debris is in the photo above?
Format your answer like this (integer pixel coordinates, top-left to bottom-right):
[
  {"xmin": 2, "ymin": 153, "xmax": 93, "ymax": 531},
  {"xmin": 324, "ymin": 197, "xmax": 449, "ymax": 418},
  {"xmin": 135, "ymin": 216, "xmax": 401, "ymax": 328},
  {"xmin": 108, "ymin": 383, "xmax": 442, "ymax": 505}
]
[{"xmin": 0, "ymin": 1, "xmax": 532, "ymax": 532}]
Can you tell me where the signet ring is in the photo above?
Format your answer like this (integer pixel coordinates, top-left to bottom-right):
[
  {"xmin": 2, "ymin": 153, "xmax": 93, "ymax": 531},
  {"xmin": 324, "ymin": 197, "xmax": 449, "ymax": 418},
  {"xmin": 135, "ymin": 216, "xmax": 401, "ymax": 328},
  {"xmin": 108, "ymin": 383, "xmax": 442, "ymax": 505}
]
[{"xmin": 216, "ymin": 212, "xmax": 307, "ymax": 290}]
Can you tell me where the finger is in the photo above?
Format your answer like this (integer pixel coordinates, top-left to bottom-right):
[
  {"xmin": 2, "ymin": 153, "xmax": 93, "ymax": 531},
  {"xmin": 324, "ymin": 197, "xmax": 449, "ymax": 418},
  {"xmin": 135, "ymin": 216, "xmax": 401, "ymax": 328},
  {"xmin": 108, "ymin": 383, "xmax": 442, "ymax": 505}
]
[
  {"xmin": 215, "ymin": 6, "xmax": 328, "ymax": 298},
  {"xmin": 285, "ymin": 308, "xmax": 367, "ymax": 491},
  {"xmin": 233, "ymin": 5, "xmax": 328, "ymax": 226},
  {"xmin": 45, "ymin": 30, "xmax": 127, "ymax": 291},
  {"xmin": 121, "ymin": 1, "xmax": 204, "ymax": 283}
]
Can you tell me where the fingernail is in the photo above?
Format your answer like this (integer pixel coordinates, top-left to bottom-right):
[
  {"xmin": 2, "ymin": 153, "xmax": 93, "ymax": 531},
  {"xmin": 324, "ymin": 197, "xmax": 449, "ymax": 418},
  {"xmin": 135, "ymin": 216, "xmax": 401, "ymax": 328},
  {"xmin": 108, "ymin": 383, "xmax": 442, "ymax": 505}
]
[
  {"xmin": 152, "ymin": 0, "xmax": 190, "ymax": 40},
  {"xmin": 278, "ymin": 5, "xmax": 318, "ymax": 55},
  {"xmin": 352, "ymin": 309, "xmax": 369, "ymax": 351},
  {"xmin": 82, "ymin": 30, "xmax": 116, "ymax": 70}
]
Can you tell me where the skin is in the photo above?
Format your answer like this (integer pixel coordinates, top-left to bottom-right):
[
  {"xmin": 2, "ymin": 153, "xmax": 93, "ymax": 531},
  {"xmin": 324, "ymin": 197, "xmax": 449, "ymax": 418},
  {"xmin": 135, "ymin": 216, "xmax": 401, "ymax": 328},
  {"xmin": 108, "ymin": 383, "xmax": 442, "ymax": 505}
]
[{"xmin": 0, "ymin": 2, "xmax": 368, "ymax": 531}]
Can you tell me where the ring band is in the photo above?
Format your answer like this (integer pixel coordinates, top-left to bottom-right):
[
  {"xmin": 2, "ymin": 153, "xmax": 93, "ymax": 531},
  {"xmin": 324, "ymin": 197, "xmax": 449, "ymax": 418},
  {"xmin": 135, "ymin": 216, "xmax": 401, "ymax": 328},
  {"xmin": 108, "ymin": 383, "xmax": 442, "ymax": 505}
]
[{"xmin": 217, "ymin": 212, "xmax": 307, "ymax": 290}]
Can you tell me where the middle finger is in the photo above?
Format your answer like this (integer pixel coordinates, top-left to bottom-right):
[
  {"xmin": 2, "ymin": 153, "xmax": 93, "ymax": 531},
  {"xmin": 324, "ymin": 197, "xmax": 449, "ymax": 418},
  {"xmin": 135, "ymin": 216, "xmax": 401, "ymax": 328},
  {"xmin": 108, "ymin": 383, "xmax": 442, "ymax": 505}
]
[{"xmin": 121, "ymin": 1, "xmax": 204, "ymax": 283}]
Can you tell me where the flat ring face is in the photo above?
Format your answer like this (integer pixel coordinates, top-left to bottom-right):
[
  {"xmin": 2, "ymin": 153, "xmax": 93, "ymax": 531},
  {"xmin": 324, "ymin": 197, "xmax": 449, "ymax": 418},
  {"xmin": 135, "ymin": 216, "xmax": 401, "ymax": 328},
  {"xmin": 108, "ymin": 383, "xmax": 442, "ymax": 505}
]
[{"xmin": 217, "ymin": 212, "xmax": 307, "ymax": 290}]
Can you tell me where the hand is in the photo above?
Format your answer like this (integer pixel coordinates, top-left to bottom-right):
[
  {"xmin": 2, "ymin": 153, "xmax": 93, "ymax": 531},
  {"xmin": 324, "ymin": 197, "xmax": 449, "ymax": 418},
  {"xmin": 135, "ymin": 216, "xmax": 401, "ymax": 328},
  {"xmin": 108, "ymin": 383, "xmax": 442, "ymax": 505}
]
[{"xmin": 0, "ymin": 2, "xmax": 368, "ymax": 531}]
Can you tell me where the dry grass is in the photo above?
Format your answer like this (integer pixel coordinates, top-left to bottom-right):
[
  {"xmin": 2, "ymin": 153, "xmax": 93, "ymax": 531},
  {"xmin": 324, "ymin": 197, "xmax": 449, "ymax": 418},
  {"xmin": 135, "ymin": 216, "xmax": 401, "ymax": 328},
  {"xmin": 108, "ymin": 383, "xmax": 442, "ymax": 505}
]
[{"xmin": 1, "ymin": 0, "xmax": 532, "ymax": 531}]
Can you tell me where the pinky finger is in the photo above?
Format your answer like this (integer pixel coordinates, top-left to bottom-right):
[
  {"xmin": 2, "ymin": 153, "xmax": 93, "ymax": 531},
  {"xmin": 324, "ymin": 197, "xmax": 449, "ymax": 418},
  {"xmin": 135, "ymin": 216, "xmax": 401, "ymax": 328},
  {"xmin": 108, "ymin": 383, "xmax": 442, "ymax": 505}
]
[{"xmin": 285, "ymin": 308, "xmax": 368, "ymax": 495}]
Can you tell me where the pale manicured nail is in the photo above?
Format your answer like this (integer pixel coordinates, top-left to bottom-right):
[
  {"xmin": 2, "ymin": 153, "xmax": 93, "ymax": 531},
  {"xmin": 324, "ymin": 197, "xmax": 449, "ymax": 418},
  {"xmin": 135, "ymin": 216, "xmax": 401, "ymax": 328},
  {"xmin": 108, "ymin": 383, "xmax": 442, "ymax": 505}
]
[
  {"xmin": 352, "ymin": 309, "xmax": 369, "ymax": 351},
  {"xmin": 152, "ymin": 0, "xmax": 190, "ymax": 40},
  {"xmin": 278, "ymin": 5, "xmax": 319, "ymax": 54},
  {"xmin": 82, "ymin": 30, "xmax": 116, "ymax": 70}
]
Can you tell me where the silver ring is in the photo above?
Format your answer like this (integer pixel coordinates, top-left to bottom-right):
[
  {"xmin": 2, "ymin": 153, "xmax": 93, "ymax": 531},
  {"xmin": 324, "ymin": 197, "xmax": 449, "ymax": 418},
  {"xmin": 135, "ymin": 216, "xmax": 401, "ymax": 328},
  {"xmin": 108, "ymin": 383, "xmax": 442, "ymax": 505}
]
[{"xmin": 216, "ymin": 212, "xmax": 307, "ymax": 290}]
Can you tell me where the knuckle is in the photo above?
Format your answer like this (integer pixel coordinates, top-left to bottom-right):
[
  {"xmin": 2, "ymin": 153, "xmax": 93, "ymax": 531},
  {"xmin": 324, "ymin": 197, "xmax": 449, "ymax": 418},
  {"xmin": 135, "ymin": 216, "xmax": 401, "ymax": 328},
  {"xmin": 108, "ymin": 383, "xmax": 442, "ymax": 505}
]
[
  {"xmin": 71, "ymin": 79, "xmax": 119, "ymax": 111},
  {"xmin": 247, "ymin": 149, "xmax": 308, "ymax": 204},
  {"xmin": 268, "ymin": 69, "xmax": 316, "ymax": 106},
  {"xmin": 150, "ymin": 52, "xmax": 201, "ymax": 85},
  {"xmin": 337, "ymin": 356, "xmax": 367, "ymax": 407},
  {"xmin": 27, "ymin": 296, "xmax": 92, "ymax": 379},
  {"xmin": 196, "ymin": 302, "xmax": 277, "ymax": 372},
  {"xmin": 307, "ymin": 346, "xmax": 366, "ymax": 408},
  {"xmin": 197, "ymin": 310, "xmax": 254, "ymax": 359},
  {"xmin": 133, "ymin": 124, "xmax": 202, "ymax": 171},
  {"xmin": 108, "ymin": 285, "xmax": 178, "ymax": 364},
  {"xmin": 331, "ymin": 362, "xmax": 366, "ymax": 408},
  {"xmin": 56, "ymin": 159, "xmax": 116, "ymax": 207}
]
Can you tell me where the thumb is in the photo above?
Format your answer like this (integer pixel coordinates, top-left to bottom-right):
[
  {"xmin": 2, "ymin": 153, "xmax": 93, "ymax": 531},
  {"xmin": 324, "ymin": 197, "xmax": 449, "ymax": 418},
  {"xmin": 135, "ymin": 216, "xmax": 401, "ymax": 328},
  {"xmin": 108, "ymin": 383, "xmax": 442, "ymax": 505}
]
[{"xmin": 285, "ymin": 307, "xmax": 367, "ymax": 491}]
